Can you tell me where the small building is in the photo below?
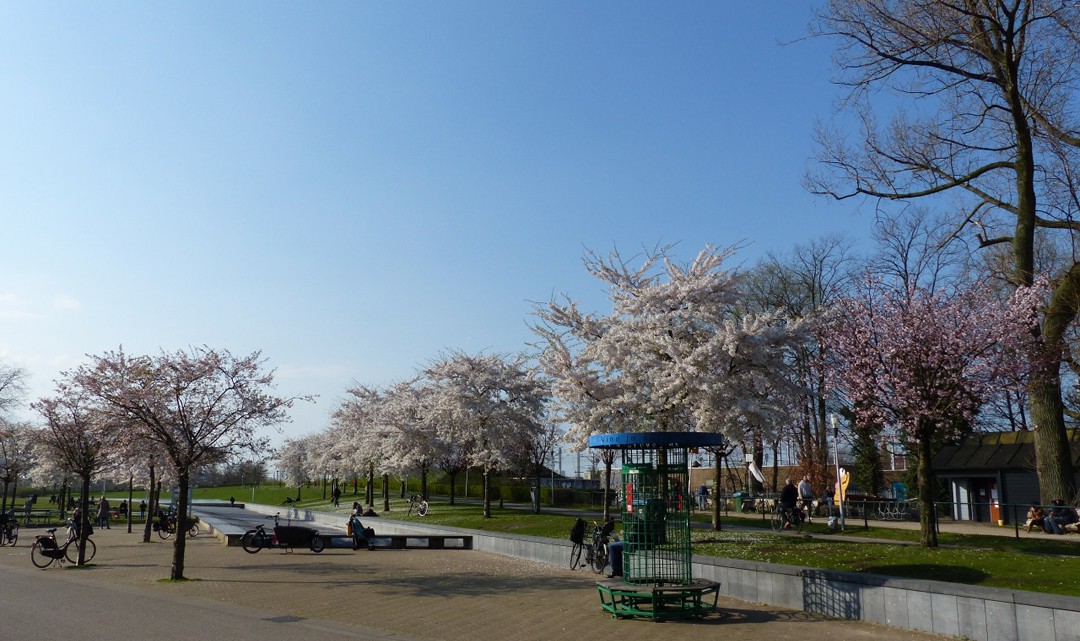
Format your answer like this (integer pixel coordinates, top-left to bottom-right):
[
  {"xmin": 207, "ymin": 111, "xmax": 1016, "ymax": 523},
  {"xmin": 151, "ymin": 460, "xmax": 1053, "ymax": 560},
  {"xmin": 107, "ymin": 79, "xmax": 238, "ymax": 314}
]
[{"xmin": 932, "ymin": 429, "xmax": 1080, "ymax": 524}]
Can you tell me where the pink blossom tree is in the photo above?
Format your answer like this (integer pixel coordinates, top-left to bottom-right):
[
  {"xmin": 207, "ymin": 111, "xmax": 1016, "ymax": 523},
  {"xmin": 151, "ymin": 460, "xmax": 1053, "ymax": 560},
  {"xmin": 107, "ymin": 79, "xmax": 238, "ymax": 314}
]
[{"xmin": 825, "ymin": 279, "xmax": 1042, "ymax": 546}]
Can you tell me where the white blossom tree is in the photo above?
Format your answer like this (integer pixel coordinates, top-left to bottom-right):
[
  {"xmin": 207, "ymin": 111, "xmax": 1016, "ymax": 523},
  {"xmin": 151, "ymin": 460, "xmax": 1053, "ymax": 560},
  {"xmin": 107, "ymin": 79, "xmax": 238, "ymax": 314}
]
[
  {"xmin": 424, "ymin": 352, "xmax": 548, "ymax": 518},
  {"xmin": 533, "ymin": 245, "xmax": 811, "ymax": 528},
  {"xmin": 33, "ymin": 385, "xmax": 124, "ymax": 564},
  {"xmin": 277, "ymin": 438, "xmax": 311, "ymax": 502},
  {"xmin": 0, "ymin": 420, "xmax": 36, "ymax": 513},
  {"xmin": 73, "ymin": 346, "xmax": 306, "ymax": 580}
]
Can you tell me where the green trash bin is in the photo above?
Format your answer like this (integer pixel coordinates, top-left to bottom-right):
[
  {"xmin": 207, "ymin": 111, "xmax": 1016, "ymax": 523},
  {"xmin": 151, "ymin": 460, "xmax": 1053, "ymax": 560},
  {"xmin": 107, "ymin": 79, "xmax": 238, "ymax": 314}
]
[{"xmin": 733, "ymin": 492, "xmax": 744, "ymax": 512}]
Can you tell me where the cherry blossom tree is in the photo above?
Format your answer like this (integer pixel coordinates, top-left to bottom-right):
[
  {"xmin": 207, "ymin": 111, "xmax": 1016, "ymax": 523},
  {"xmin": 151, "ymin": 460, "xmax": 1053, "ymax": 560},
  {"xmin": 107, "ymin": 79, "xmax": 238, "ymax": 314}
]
[
  {"xmin": 825, "ymin": 278, "xmax": 1043, "ymax": 546},
  {"xmin": 33, "ymin": 386, "xmax": 124, "ymax": 564},
  {"xmin": 533, "ymin": 245, "xmax": 810, "ymax": 529},
  {"xmin": 0, "ymin": 420, "xmax": 37, "ymax": 513},
  {"xmin": 333, "ymin": 383, "xmax": 399, "ymax": 510},
  {"xmin": 277, "ymin": 438, "xmax": 311, "ymax": 502},
  {"xmin": 424, "ymin": 352, "xmax": 548, "ymax": 518},
  {"xmin": 73, "ymin": 346, "xmax": 306, "ymax": 580}
]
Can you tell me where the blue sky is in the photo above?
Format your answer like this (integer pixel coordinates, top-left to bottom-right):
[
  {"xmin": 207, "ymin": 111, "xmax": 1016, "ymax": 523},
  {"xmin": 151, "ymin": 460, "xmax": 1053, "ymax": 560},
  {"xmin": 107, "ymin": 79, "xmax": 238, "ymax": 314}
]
[{"xmin": 1, "ymin": 2, "xmax": 868, "ymax": 448}]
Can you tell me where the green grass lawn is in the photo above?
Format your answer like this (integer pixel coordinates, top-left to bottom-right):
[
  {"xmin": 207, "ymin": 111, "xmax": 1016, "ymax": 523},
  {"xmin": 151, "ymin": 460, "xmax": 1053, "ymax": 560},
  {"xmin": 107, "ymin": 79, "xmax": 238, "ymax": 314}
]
[{"xmin": 184, "ymin": 485, "xmax": 1080, "ymax": 597}]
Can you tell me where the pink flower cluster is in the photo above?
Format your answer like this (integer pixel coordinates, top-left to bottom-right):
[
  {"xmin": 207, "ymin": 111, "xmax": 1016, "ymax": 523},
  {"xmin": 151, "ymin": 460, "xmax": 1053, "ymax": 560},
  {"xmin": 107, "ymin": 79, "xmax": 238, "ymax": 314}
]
[{"xmin": 824, "ymin": 279, "xmax": 1043, "ymax": 440}]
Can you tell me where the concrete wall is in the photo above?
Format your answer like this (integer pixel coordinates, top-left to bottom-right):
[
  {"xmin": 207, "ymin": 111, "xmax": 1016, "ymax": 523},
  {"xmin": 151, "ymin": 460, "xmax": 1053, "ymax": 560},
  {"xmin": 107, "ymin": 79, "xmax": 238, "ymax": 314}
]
[{"xmin": 241, "ymin": 504, "xmax": 1080, "ymax": 641}]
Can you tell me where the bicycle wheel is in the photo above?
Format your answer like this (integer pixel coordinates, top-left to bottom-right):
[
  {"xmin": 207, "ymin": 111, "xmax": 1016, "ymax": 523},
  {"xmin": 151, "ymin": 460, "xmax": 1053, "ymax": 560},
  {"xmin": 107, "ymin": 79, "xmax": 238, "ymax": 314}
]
[
  {"xmin": 0, "ymin": 525, "xmax": 6, "ymax": 547},
  {"xmin": 591, "ymin": 543, "xmax": 608, "ymax": 574},
  {"xmin": 791, "ymin": 511, "xmax": 804, "ymax": 534},
  {"xmin": 188, "ymin": 522, "xmax": 200, "ymax": 537},
  {"xmin": 158, "ymin": 523, "xmax": 173, "ymax": 540},
  {"xmin": 416, "ymin": 501, "xmax": 428, "ymax": 517},
  {"xmin": 30, "ymin": 541, "xmax": 55, "ymax": 568},
  {"xmin": 241, "ymin": 529, "xmax": 265, "ymax": 554},
  {"xmin": 309, "ymin": 535, "xmax": 325, "ymax": 553},
  {"xmin": 8, "ymin": 523, "xmax": 18, "ymax": 546},
  {"xmin": 67, "ymin": 538, "xmax": 96, "ymax": 564},
  {"xmin": 569, "ymin": 542, "xmax": 583, "ymax": 570},
  {"xmin": 770, "ymin": 509, "xmax": 783, "ymax": 531}
]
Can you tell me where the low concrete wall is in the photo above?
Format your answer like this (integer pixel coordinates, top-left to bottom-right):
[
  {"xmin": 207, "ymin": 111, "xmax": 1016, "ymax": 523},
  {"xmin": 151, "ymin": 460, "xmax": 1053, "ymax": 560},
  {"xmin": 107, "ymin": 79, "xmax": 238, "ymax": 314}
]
[{"xmin": 239, "ymin": 505, "xmax": 1080, "ymax": 641}]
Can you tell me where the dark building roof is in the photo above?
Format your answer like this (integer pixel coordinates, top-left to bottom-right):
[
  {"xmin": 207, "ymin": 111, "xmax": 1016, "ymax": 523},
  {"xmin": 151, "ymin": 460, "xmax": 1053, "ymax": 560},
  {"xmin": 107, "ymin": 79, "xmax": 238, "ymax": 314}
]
[{"xmin": 932, "ymin": 429, "xmax": 1080, "ymax": 473}]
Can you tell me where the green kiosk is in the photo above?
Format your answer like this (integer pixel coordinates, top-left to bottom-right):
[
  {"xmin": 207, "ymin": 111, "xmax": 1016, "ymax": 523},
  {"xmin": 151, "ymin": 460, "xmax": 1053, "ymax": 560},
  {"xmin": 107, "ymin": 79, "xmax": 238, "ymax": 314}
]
[{"xmin": 589, "ymin": 431, "xmax": 723, "ymax": 621}]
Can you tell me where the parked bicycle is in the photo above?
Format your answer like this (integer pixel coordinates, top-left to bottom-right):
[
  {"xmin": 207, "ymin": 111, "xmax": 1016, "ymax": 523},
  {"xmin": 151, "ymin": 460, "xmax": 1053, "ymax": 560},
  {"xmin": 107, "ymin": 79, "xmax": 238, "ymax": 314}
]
[
  {"xmin": 0, "ymin": 509, "xmax": 18, "ymax": 546},
  {"xmin": 569, "ymin": 518, "xmax": 616, "ymax": 574},
  {"xmin": 770, "ymin": 504, "xmax": 805, "ymax": 533},
  {"xmin": 241, "ymin": 513, "xmax": 325, "ymax": 554},
  {"xmin": 30, "ymin": 521, "xmax": 96, "ymax": 568},
  {"xmin": 152, "ymin": 508, "xmax": 200, "ymax": 540},
  {"xmin": 407, "ymin": 494, "xmax": 428, "ymax": 517}
]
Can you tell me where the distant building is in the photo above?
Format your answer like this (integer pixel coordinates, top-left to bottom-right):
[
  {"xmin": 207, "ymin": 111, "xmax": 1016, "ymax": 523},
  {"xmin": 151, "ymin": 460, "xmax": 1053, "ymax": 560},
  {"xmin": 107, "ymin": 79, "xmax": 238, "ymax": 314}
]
[{"xmin": 932, "ymin": 429, "xmax": 1080, "ymax": 524}]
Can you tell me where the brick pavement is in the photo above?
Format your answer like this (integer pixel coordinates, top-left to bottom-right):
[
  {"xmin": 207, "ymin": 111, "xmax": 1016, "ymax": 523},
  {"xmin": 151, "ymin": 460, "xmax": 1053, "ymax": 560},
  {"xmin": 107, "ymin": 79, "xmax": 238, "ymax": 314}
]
[{"xmin": 0, "ymin": 526, "xmax": 956, "ymax": 641}]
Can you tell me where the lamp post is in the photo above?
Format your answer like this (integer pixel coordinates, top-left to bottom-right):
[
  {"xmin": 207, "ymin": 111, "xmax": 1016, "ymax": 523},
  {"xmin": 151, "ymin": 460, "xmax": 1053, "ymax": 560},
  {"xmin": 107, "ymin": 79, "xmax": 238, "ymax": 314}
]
[{"xmin": 831, "ymin": 413, "xmax": 845, "ymax": 531}]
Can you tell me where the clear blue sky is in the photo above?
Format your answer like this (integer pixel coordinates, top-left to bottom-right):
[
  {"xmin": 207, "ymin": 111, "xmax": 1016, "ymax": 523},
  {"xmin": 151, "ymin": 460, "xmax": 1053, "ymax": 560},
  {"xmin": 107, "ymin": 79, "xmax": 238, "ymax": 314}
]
[{"xmin": 1, "ymin": 2, "xmax": 868, "ymax": 447}]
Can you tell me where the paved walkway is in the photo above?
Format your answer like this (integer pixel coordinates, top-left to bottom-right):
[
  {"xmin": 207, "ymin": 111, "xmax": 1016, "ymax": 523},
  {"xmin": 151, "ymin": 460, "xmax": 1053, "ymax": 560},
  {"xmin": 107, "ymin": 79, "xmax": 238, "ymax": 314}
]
[{"xmin": 0, "ymin": 524, "xmax": 954, "ymax": 641}]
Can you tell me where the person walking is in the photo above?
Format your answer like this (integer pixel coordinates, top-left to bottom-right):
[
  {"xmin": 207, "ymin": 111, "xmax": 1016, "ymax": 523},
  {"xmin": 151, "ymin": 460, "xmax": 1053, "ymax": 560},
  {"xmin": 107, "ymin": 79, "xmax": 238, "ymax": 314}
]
[
  {"xmin": 779, "ymin": 478, "xmax": 799, "ymax": 529},
  {"xmin": 798, "ymin": 475, "xmax": 814, "ymax": 522}
]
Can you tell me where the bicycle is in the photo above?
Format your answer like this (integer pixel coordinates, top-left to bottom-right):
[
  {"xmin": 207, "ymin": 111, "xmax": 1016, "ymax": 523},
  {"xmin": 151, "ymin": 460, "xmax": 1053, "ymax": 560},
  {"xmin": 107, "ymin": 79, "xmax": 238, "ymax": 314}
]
[
  {"xmin": 153, "ymin": 509, "xmax": 200, "ymax": 540},
  {"xmin": 0, "ymin": 509, "xmax": 18, "ymax": 546},
  {"xmin": 241, "ymin": 513, "xmax": 325, "ymax": 554},
  {"xmin": 30, "ymin": 521, "xmax": 96, "ymax": 568},
  {"xmin": 568, "ymin": 518, "xmax": 615, "ymax": 574},
  {"xmin": 407, "ymin": 494, "xmax": 428, "ymax": 517},
  {"xmin": 583, "ymin": 520, "xmax": 616, "ymax": 574},
  {"xmin": 770, "ymin": 504, "xmax": 805, "ymax": 533}
]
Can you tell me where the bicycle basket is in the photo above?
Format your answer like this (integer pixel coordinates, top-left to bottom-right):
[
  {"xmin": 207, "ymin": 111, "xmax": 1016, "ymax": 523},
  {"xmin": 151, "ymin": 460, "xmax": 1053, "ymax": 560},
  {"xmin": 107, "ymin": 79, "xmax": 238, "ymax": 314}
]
[
  {"xmin": 36, "ymin": 536, "xmax": 58, "ymax": 550},
  {"xmin": 569, "ymin": 517, "xmax": 586, "ymax": 544}
]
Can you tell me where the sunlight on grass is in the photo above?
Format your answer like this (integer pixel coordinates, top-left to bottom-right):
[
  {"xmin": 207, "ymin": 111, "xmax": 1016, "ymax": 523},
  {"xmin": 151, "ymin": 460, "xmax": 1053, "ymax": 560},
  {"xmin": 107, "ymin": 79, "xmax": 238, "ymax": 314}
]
[{"xmin": 191, "ymin": 485, "xmax": 1080, "ymax": 596}]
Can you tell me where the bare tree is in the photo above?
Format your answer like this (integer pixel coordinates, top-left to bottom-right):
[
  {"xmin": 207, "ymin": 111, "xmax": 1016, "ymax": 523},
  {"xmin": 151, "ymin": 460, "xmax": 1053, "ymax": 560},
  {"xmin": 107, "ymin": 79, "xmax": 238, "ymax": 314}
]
[
  {"xmin": 808, "ymin": 0, "xmax": 1080, "ymax": 501},
  {"xmin": 0, "ymin": 363, "xmax": 27, "ymax": 418}
]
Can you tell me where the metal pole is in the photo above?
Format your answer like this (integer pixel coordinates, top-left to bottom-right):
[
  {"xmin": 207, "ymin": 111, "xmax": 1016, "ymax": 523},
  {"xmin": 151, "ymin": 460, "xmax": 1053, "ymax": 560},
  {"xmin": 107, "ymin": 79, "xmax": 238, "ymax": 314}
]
[{"xmin": 832, "ymin": 414, "xmax": 845, "ymax": 531}]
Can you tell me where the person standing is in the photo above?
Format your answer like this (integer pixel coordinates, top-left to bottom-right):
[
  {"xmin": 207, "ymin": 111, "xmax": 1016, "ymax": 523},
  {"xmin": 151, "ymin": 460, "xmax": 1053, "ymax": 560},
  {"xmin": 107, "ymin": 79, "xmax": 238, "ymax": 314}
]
[
  {"xmin": 696, "ymin": 484, "xmax": 709, "ymax": 510},
  {"xmin": 798, "ymin": 475, "xmax": 814, "ymax": 522},
  {"xmin": 97, "ymin": 495, "xmax": 111, "ymax": 529}
]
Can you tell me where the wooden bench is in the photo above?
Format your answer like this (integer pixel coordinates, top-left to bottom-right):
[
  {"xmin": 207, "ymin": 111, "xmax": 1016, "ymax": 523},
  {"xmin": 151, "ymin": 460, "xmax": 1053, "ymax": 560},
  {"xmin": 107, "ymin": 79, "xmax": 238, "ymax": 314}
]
[{"xmin": 596, "ymin": 578, "xmax": 719, "ymax": 621}]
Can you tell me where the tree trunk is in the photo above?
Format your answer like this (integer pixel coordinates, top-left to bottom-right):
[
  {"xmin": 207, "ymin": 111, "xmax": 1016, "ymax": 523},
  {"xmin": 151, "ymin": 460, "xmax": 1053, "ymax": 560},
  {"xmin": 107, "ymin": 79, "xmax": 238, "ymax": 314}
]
[
  {"xmin": 1030, "ymin": 374, "xmax": 1075, "ymax": 502},
  {"xmin": 142, "ymin": 462, "xmax": 156, "ymax": 543},
  {"xmin": 421, "ymin": 466, "xmax": 428, "ymax": 501},
  {"xmin": 1029, "ymin": 266, "xmax": 1080, "ymax": 502},
  {"xmin": 171, "ymin": 471, "xmax": 190, "ymax": 580},
  {"xmin": 127, "ymin": 471, "xmax": 134, "ymax": 534},
  {"xmin": 711, "ymin": 454, "xmax": 723, "ymax": 531},
  {"xmin": 482, "ymin": 471, "xmax": 492, "ymax": 519},
  {"xmin": 382, "ymin": 473, "xmax": 390, "ymax": 512},
  {"xmin": 76, "ymin": 475, "xmax": 92, "ymax": 565},
  {"xmin": 365, "ymin": 464, "xmax": 374, "ymax": 507},
  {"xmin": 602, "ymin": 459, "xmax": 613, "ymax": 521},
  {"xmin": 447, "ymin": 471, "xmax": 457, "ymax": 505},
  {"xmin": 533, "ymin": 469, "xmax": 542, "ymax": 514},
  {"xmin": 916, "ymin": 433, "xmax": 938, "ymax": 548}
]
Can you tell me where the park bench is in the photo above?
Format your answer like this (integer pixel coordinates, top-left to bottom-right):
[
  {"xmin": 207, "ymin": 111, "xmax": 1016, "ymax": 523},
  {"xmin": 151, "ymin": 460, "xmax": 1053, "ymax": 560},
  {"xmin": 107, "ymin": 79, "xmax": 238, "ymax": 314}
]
[{"xmin": 596, "ymin": 578, "xmax": 719, "ymax": 622}]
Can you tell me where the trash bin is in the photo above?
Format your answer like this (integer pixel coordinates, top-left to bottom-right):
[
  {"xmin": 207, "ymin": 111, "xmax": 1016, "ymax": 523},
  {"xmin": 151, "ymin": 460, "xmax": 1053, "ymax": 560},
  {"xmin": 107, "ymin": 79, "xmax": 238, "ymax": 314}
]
[{"xmin": 733, "ymin": 492, "xmax": 745, "ymax": 512}]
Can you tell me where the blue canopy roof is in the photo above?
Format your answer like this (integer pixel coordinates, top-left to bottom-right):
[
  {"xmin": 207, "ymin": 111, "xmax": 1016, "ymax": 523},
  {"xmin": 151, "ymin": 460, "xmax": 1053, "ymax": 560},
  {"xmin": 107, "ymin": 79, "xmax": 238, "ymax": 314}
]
[{"xmin": 588, "ymin": 431, "xmax": 725, "ymax": 449}]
